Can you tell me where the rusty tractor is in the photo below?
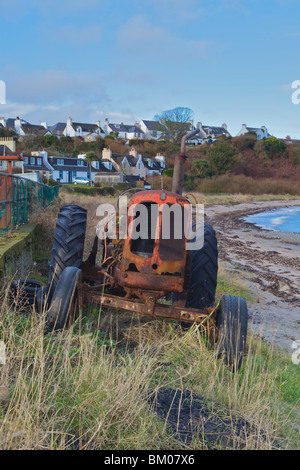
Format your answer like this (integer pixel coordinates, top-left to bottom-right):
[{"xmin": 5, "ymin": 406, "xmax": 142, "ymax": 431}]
[{"xmin": 12, "ymin": 126, "xmax": 248, "ymax": 370}]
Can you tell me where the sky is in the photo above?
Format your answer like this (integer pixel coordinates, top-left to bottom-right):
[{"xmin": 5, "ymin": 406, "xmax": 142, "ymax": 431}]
[{"xmin": 0, "ymin": 0, "xmax": 300, "ymax": 138}]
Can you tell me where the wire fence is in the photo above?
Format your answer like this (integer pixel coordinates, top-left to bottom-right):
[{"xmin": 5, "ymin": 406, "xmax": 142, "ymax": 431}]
[{"xmin": 0, "ymin": 172, "xmax": 59, "ymax": 234}]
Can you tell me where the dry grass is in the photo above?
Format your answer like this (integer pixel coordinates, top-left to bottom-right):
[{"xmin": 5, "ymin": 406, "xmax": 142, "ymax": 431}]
[
  {"xmin": 4, "ymin": 190, "xmax": 297, "ymax": 449},
  {"xmin": 0, "ymin": 280, "xmax": 298, "ymax": 450}
]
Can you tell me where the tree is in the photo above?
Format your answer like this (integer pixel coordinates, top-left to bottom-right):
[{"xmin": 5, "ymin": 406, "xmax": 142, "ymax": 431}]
[
  {"xmin": 264, "ymin": 136, "xmax": 286, "ymax": 158},
  {"xmin": 154, "ymin": 107, "xmax": 194, "ymax": 144},
  {"xmin": 192, "ymin": 159, "xmax": 214, "ymax": 178},
  {"xmin": 207, "ymin": 142, "xmax": 236, "ymax": 175},
  {"xmin": 85, "ymin": 151, "xmax": 97, "ymax": 186}
]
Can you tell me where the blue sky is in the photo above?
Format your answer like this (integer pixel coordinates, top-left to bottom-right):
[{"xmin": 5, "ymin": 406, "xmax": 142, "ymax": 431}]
[{"xmin": 0, "ymin": 0, "xmax": 300, "ymax": 138}]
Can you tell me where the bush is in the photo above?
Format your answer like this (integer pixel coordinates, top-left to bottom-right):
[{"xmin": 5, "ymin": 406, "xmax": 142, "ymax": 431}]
[
  {"xmin": 207, "ymin": 142, "xmax": 236, "ymax": 175},
  {"xmin": 66, "ymin": 184, "xmax": 116, "ymax": 196},
  {"xmin": 264, "ymin": 137, "xmax": 286, "ymax": 158},
  {"xmin": 163, "ymin": 168, "xmax": 173, "ymax": 177},
  {"xmin": 186, "ymin": 174, "xmax": 300, "ymax": 195}
]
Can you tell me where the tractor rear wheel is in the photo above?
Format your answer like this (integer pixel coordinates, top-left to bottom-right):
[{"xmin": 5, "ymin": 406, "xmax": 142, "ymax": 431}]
[
  {"xmin": 45, "ymin": 267, "xmax": 82, "ymax": 332},
  {"xmin": 10, "ymin": 279, "xmax": 43, "ymax": 307},
  {"xmin": 186, "ymin": 223, "xmax": 218, "ymax": 309},
  {"xmin": 215, "ymin": 295, "xmax": 248, "ymax": 371},
  {"xmin": 48, "ymin": 205, "xmax": 87, "ymax": 301}
]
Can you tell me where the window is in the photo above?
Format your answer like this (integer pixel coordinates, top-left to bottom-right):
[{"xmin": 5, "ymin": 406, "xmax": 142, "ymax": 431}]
[
  {"xmin": 73, "ymin": 171, "xmax": 77, "ymax": 177},
  {"xmin": 37, "ymin": 158, "xmax": 42, "ymax": 166},
  {"xmin": 57, "ymin": 159, "xmax": 64, "ymax": 165},
  {"xmin": 77, "ymin": 160, "xmax": 84, "ymax": 166},
  {"xmin": 23, "ymin": 157, "xmax": 28, "ymax": 164},
  {"xmin": 30, "ymin": 157, "xmax": 35, "ymax": 165},
  {"xmin": 59, "ymin": 171, "xmax": 63, "ymax": 180},
  {"xmin": 103, "ymin": 161, "xmax": 112, "ymax": 170}
]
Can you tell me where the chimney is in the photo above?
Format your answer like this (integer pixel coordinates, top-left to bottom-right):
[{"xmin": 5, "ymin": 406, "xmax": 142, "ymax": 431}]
[
  {"xmin": 95, "ymin": 120, "xmax": 101, "ymax": 128},
  {"xmin": 129, "ymin": 147, "xmax": 138, "ymax": 157},
  {"xmin": 41, "ymin": 121, "xmax": 47, "ymax": 129},
  {"xmin": 102, "ymin": 147, "xmax": 112, "ymax": 160},
  {"xmin": 14, "ymin": 117, "xmax": 21, "ymax": 135},
  {"xmin": 222, "ymin": 123, "xmax": 227, "ymax": 130},
  {"xmin": 67, "ymin": 117, "xmax": 72, "ymax": 126}
]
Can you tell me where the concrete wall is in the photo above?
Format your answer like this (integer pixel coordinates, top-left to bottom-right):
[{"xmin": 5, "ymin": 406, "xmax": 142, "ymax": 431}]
[{"xmin": 0, "ymin": 225, "xmax": 39, "ymax": 278}]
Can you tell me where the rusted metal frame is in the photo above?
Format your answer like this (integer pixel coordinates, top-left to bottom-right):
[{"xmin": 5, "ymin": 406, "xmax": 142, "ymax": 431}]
[
  {"xmin": 82, "ymin": 289, "xmax": 217, "ymax": 327},
  {"xmin": 121, "ymin": 190, "xmax": 190, "ymax": 275},
  {"xmin": 114, "ymin": 266, "xmax": 185, "ymax": 293}
]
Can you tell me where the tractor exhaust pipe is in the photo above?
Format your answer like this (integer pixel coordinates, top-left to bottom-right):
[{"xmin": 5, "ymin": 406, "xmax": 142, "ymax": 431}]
[{"xmin": 172, "ymin": 124, "xmax": 201, "ymax": 195}]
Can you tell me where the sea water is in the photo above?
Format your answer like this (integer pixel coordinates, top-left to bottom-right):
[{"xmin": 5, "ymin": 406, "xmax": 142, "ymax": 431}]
[{"xmin": 243, "ymin": 206, "xmax": 300, "ymax": 234}]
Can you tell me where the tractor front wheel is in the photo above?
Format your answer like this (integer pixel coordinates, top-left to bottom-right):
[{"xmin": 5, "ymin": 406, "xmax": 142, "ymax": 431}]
[
  {"xmin": 45, "ymin": 267, "xmax": 82, "ymax": 333},
  {"xmin": 215, "ymin": 295, "xmax": 248, "ymax": 371}
]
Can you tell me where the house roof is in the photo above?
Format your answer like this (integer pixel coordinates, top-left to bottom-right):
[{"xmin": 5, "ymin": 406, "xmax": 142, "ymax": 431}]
[
  {"xmin": 21, "ymin": 124, "xmax": 46, "ymax": 135},
  {"xmin": 202, "ymin": 125, "xmax": 231, "ymax": 136},
  {"xmin": 73, "ymin": 122, "xmax": 103, "ymax": 133},
  {"xmin": 50, "ymin": 122, "xmax": 66, "ymax": 133},
  {"xmin": 125, "ymin": 175, "xmax": 142, "ymax": 183},
  {"xmin": 124, "ymin": 155, "xmax": 138, "ymax": 166},
  {"xmin": 97, "ymin": 162, "xmax": 117, "ymax": 173},
  {"xmin": 143, "ymin": 158, "xmax": 161, "ymax": 171},
  {"xmin": 246, "ymin": 127, "xmax": 262, "ymax": 132},
  {"xmin": 107, "ymin": 123, "xmax": 144, "ymax": 135},
  {"xmin": 0, "ymin": 144, "xmax": 18, "ymax": 155},
  {"xmin": 5, "ymin": 118, "xmax": 30, "ymax": 130},
  {"xmin": 49, "ymin": 156, "xmax": 99, "ymax": 172},
  {"xmin": 141, "ymin": 120, "xmax": 163, "ymax": 131},
  {"xmin": 24, "ymin": 164, "xmax": 50, "ymax": 172},
  {"xmin": 36, "ymin": 128, "xmax": 52, "ymax": 136}
]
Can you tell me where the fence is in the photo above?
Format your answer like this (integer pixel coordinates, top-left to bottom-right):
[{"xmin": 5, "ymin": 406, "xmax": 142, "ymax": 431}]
[{"xmin": 0, "ymin": 172, "xmax": 59, "ymax": 234}]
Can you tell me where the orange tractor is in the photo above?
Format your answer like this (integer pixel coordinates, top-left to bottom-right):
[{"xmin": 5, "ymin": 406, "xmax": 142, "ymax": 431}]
[{"xmin": 12, "ymin": 128, "xmax": 248, "ymax": 370}]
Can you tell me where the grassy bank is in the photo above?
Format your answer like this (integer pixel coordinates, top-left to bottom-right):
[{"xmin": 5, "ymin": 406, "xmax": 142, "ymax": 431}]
[
  {"xmin": 0, "ymin": 288, "xmax": 299, "ymax": 450},
  {"xmin": 0, "ymin": 192, "xmax": 298, "ymax": 450}
]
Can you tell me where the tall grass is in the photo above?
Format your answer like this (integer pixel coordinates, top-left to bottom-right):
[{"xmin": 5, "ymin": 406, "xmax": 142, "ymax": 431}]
[
  {"xmin": 0, "ymin": 281, "xmax": 298, "ymax": 450},
  {"xmin": 7, "ymin": 190, "xmax": 297, "ymax": 449}
]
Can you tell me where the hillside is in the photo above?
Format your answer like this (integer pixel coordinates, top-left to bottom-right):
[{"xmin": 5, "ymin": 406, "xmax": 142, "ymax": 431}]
[{"xmin": 14, "ymin": 133, "xmax": 300, "ymax": 195}]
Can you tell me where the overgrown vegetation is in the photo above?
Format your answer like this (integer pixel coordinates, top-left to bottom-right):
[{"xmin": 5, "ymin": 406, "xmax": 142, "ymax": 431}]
[
  {"xmin": 0, "ymin": 194, "xmax": 298, "ymax": 450},
  {"xmin": 0, "ymin": 284, "xmax": 299, "ymax": 450},
  {"xmin": 12, "ymin": 130, "xmax": 300, "ymax": 196}
]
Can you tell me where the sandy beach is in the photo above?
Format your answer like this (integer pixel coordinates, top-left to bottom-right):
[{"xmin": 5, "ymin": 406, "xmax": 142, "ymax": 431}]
[{"xmin": 205, "ymin": 199, "xmax": 300, "ymax": 351}]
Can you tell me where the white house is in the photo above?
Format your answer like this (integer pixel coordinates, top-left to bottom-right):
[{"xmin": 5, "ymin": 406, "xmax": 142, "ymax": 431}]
[
  {"xmin": 139, "ymin": 120, "xmax": 164, "ymax": 140},
  {"xmin": 197, "ymin": 122, "xmax": 231, "ymax": 140},
  {"xmin": 1, "ymin": 117, "xmax": 51, "ymax": 136},
  {"xmin": 63, "ymin": 117, "xmax": 104, "ymax": 138},
  {"xmin": 237, "ymin": 124, "xmax": 271, "ymax": 140},
  {"xmin": 48, "ymin": 156, "xmax": 99, "ymax": 184},
  {"xmin": 103, "ymin": 119, "xmax": 145, "ymax": 140}
]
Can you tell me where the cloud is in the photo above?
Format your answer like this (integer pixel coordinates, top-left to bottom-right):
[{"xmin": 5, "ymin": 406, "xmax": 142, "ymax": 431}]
[
  {"xmin": 1, "ymin": 68, "xmax": 142, "ymax": 125},
  {"xmin": 8, "ymin": 70, "xmax": 107, "ymax": 105},
  {"xmin": 149, "ymin": 0, "xmax": 251, "ymax": 20},
  {"xmin": 117, "ymin": 15, "xmax": 220, "ymax": 61},
  {"xmin": 50, "ymin": 23, "xmax": 102, "ymax": 45}
]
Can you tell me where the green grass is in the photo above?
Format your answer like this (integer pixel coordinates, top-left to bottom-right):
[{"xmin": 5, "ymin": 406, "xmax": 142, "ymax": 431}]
[{"xmin": 215, "ymin": 264, "xmax": 254, "ymax": 304}]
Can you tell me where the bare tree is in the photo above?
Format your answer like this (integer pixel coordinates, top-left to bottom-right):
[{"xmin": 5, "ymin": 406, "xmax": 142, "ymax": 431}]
[{"xmin": 154, "ymin": 107, "xmax": 194, "ymax": 144}]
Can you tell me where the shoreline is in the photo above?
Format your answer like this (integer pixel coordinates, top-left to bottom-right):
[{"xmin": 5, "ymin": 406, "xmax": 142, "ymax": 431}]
[{"xmin": 205, "ymin": 199, "xmax": 300, "ymax": 351}]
